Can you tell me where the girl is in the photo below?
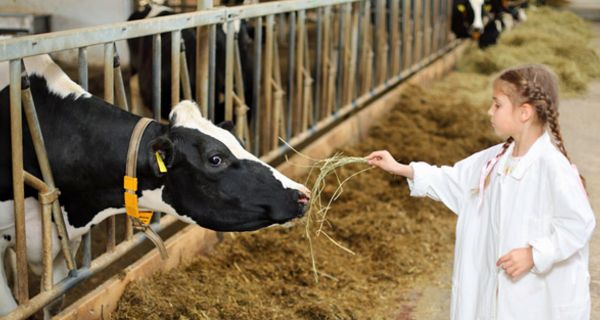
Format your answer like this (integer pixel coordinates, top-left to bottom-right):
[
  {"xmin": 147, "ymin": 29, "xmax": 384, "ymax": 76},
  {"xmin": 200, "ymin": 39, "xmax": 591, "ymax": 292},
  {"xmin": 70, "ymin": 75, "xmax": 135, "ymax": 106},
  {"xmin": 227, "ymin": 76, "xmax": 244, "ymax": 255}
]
[{"xmin": 366, "ymin": 64, "xmax": 595, "ymax": 319}]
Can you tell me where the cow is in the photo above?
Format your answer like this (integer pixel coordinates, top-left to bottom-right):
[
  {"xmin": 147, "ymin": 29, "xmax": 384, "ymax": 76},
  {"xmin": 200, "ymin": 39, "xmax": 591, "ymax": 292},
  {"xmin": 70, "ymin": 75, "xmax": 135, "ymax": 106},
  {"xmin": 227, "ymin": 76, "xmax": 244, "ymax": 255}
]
[
  {"xmin": 127, "ymin": 2, "xmax": 255, "ymax": 123},
  {"xmin": 0, "ymin": 54, "xmax": 310, "ymax": 315},
  {"xmin": 451, "ymin": 0, "xmax": 529, "ymax": 48}
]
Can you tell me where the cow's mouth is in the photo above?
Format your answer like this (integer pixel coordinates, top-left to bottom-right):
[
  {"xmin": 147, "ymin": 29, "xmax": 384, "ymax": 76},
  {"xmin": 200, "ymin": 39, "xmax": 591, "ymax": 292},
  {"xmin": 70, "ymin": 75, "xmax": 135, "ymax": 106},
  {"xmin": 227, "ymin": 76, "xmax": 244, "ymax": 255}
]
[{"xmin": 298, "ymin": 192, "xmax": 310, "ymax": 206}]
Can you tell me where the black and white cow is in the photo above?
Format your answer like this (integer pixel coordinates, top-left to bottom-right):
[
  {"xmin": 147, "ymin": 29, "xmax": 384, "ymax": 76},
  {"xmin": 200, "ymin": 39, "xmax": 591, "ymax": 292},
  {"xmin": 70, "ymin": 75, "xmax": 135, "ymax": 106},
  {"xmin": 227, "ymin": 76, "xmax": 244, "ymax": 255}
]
[
  {"xmin": 127, "ymin": 3, "xmax": 255, "ymax": 123},
  {"xmin": 451, "ymin": 0, "xmax": 528, "ymax": 48},
  {"xmin": 0, "ymin": 54, "xmax": 309, "ymax": 315}
]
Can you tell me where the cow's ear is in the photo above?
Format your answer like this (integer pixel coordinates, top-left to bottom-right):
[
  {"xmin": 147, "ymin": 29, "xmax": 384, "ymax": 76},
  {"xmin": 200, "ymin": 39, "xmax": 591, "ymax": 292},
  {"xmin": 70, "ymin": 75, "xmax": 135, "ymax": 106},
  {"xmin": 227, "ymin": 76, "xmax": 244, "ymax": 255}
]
[
  {"xmin": 217, "ymin": 120, "xmax": 235, "ymax": 132},
  {"xmin": 148, "ymin": 136, "xmax": 175, "ymax": 177}
]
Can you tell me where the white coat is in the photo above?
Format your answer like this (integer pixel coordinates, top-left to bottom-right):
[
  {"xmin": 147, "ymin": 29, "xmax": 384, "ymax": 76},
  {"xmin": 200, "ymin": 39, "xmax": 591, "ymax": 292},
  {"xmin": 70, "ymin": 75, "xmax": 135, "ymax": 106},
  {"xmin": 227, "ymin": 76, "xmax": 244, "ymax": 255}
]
[{"xmin": 407, "ymin": 132, "xmax": 595, "ymax": 320}]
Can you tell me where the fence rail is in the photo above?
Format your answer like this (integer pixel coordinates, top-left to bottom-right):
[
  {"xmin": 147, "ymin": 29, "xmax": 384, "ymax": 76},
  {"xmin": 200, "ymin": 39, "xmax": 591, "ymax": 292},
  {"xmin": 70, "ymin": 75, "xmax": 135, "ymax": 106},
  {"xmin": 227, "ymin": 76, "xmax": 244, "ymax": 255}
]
[{"xmin": 1, "ymin": 0, "xmax": 454, "ymax": 318}]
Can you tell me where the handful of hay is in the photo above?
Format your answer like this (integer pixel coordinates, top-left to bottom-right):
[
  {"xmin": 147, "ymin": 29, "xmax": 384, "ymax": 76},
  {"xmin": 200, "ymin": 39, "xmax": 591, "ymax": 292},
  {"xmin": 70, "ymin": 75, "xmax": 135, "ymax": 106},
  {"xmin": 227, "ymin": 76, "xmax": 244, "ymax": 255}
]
[{"xmin": 290, "ymin": 151, "xmax": 372, "ymax": 282}]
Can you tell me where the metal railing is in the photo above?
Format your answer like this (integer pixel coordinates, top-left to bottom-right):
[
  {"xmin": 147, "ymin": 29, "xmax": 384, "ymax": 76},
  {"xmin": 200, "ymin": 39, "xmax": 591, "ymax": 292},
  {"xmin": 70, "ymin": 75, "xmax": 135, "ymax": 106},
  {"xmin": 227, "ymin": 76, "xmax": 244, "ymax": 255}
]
[{"xmin": 0, "ymin": 0, "xmax": 455, "ymax": 318}]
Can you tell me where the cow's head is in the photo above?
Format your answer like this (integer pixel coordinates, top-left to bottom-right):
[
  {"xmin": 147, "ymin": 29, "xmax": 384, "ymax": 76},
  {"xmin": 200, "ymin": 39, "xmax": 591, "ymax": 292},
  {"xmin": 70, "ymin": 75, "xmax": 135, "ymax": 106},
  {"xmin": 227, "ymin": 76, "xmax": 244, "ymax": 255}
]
[
  {"xmin": 148, "ymin": 101, "xmax": 310, "ymax": 231},
  {"xmin": 452, "ymin": 0, "xmax": 496, "ymax": 40}
]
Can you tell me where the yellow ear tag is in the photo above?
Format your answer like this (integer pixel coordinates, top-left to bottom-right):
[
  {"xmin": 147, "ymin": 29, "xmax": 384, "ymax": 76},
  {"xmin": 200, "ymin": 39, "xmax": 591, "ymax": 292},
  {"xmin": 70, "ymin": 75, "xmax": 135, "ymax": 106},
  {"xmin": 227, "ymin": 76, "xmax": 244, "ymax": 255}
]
[
  {"xmin": 484, "ymin": 4, "xmax": 492, "ymax": 12},
  {"xmin": 458, "ymin": 4, "xmax": 465, "ymax": 12},
  {"xmin": 155, "ymin": 152, "xmax": 168, "ymax": 173}
]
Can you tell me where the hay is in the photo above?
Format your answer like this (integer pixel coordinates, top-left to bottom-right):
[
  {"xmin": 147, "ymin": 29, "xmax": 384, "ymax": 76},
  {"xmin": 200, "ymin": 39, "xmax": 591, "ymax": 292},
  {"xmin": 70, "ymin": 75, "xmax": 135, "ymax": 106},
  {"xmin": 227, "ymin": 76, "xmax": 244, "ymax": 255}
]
[
  {"xmin": 301, "ymin": 153, "xmax": 370, "ymax": 282},
  {"xmin": 457, "ymin": 7, "xmax": 600, "ymax": 96}
]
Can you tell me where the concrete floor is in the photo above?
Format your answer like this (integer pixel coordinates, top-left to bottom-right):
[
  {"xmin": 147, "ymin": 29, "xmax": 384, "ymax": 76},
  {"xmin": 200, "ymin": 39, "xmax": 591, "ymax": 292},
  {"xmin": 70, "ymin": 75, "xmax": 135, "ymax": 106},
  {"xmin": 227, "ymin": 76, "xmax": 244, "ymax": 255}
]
[{"xmin": 409, "ymin": 4, "xmax": 600, "ymax": 319}]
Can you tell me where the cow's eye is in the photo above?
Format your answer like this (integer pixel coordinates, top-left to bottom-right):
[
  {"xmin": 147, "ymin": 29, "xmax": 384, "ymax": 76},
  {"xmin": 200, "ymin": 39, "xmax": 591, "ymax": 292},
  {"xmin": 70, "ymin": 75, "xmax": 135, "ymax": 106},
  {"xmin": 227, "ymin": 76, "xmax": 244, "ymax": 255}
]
[{"xmin": 208, "ymin": 155, "xmax": 223, "ymax": 167}]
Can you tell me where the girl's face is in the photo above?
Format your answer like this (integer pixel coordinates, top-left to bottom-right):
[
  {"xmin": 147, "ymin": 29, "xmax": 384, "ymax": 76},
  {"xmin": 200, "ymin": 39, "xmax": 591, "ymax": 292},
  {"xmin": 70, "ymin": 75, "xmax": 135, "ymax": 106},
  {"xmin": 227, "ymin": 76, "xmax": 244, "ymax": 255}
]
[{"xmin": 488, "ymin": 83, "xmax": 522, "ymax": 138}]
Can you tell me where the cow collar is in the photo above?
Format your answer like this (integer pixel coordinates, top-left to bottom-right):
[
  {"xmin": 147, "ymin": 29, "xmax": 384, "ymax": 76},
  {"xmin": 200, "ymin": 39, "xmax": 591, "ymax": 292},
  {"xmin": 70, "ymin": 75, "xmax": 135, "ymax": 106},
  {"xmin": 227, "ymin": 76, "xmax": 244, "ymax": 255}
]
[{"xmin": 124, "ymin": 117, "xmax": 169, "ymax": 259}]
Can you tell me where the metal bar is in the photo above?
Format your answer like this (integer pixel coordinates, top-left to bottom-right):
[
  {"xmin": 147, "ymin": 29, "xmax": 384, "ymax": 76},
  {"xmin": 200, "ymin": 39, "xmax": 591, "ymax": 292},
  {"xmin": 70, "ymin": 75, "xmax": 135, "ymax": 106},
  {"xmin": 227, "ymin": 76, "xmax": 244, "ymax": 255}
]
[
  {"xmin": 104, "ymin": 43, "xmax": 114, "ymax": 105},
  {"xmin": 359, "ymin": 1, "xmax": 371, "ymax": 95},
  {"xmin": 334, "ymin": 4, "xmax": 344, "ymax": 111},
  {"xmin": 286, "ymin": 11, "xmax": 296, "ymax": 139},
  {"xmin": 78, "ymin": 48, "xmax": 88, "ymax": 91},
  {"xmin": 341, "ymin": 3, "xmax": 353, "ymax": 105},
  {"xmin": 424, "ymin": 0, "xmax": 431, "ymax": 58},
  {"xmin": 346, "ymin": 3, "xmax": 359, "ymax": 104},
  {"xmin": 180, "ymin": 40, "xmax": 193, "ymax": 101},
  {"xmin": 113, "ymin": 49, "xmax": 130, "ymax": 111},
  {"xmin": 272, "ymin": 36, "xmax": 286, "ymax": 142},
  {"xmin": 313, "ymin": 7, "xmax": 323, "ymax": 124},
  {"xmin": 260, "ymin": 14, "xmax": 274, "ymax": 155},
  {"xmin": 196, "ymin": 0, "xmax": 212, "ymax": 116},
  {"xmin": 10, "ymin": 59, "xmax": 28, "ymax": 304},
  {"xmin": 403, "ymin": 0, "xmax": 412, "ymax": 68},
  {"xmin": 171, "ymin": 30, "xmax": 182, "ymax": 107},
  {"xmin": 377, "ymin": 0, "xmax": 388, "ymax": 85},
  {"xmin": 293, "ymin": 9, "xmax": 305, "ymax": 136},
  {"xmin": 21, "ymin": 73, "xmax": 77, "ymax": 272},
  {"xmin": 415, "ymin": 0, "xmax": 422, "ymax": 63},
  {"xmin": 82, "ymin": 231, "xmax": 92, "ymax": 268},
  {"xmin": 103, "ymin": 43, "xmax": 116, "ymax": 253},
  {"xmin": 152, "ymin": 34, "xmax": 162, "ymax": 121},
  {"xmin": 252, "ymin": 16, "xmax": 262, "ymax": 156},
  {"xmin": 224, "ymin": 21, "xmax": 235, "ymax": 121},
  {"xmin": 208, "ymin": 24, "xmax": 216, "ymax": 121},
  {"xmin": 3, "ymin": 216, "xmax": 180, "ymax": 320},
  {"xmin": 391, "ymin": 0, "xmax": 400, "ymax": 75},
  {"xmin": 301, "ymin": 26, "xmax": 312, "ymax": 132},
  {"xmin": 320, "ymin": 5, "xmax": 331, "ymax": 119},
  {"xmin": 21, "ymin": 172, "xmax": 53, "ymax": 292},
  {"xmin": 0, "ymin": 0, "xmax": 361, "ymax": 62},
  {"xmin": 233, "ymin": 41, "xmax": 247, "ymax": 144}
]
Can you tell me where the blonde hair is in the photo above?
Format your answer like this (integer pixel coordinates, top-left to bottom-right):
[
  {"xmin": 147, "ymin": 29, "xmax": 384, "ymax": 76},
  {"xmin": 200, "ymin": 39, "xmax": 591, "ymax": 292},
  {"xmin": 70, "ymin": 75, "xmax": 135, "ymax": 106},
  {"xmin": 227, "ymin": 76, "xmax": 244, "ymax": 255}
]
[{"xmin": 483, "ymin": 64, "xmax": 585, "ymax": 189}]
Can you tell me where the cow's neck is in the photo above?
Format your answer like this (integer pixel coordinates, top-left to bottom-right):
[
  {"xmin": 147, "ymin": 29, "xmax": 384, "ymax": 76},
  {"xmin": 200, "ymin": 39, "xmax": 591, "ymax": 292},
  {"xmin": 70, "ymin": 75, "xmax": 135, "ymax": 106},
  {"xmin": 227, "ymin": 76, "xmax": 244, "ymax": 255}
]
[{"xmin": 29, "ymin": 88, "xmax": 172, "ymax": 229}]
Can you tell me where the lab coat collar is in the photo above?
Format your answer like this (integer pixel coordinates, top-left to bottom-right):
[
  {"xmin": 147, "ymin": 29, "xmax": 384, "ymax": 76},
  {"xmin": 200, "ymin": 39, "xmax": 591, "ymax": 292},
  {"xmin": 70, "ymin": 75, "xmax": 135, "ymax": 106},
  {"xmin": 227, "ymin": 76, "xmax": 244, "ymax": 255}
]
[{"xmin": 495, "ymin": 132, "xmax": 552, "ymax": 180}]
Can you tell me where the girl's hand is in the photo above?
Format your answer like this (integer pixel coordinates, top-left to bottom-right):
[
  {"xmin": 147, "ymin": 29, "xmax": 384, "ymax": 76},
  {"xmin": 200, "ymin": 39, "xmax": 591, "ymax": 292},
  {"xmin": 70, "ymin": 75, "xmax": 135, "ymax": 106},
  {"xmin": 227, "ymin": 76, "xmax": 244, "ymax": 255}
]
[
  {"xmin": 366, "ymin": 150, "xmax": 411, "ymax": 177},
  {"xmin": 496, "ymin": 247, "xmax": 534, "ymax": 280}
]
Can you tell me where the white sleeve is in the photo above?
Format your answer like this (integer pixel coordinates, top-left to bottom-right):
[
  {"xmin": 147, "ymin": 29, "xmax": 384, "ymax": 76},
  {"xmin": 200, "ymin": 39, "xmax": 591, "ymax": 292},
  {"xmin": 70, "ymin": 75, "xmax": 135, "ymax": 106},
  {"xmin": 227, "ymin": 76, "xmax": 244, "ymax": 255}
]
[
  {"xmin": 407, "ymin": 153, "xmax": 482, "ymax": 215},
  {"xmin": 529, "ymin": 166, "xmax": 596, "ymax": 274}
]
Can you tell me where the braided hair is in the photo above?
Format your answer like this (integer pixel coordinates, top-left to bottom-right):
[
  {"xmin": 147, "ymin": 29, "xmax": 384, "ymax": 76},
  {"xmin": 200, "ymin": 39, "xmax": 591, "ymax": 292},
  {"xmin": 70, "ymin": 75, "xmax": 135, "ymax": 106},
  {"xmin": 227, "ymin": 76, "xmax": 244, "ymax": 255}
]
[{"xmin": 493, "ymin": 64, "xmax": 586, "ymax": 188}]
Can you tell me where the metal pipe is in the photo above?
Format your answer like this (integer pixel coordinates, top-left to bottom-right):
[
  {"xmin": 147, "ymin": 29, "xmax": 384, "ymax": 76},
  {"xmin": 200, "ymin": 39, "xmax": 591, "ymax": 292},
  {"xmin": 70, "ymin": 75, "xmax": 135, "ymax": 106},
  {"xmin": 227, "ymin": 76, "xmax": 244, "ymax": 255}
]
[
  {"xmin": 251, "ymin": 16, "xmax": 262, "ymax": 156},
  {"xmin": 260, "ymin": 14, "xmax": 274, "ymax": 154},
  {"xmin": 224, "ymin": 21, "xmax": 235, "ymax": 121},
  {"xmin": 391, "ymin": 0, "xmax": 400, "ymax": 75},
  {"xmin": 78, "ymin": 48, "xmax": 88, "ymax": 91},
  {"xmin": 346, "ymin": 3, "xmax": 359, "ymax": 104},
  {"xmin": 82, "ymin": 231, "xmax": 92, "ymax": 268},
  {"xmin": 171, "ymin": 30, "xmax": 182, "ymax": 108},
  {"xmin": 334, "ymin": 5, "xmax": 344, "ymax": 112},
  {"xmin": 21, "ymin": 72, "xmax": 76, "ymax": 272},
  {"xmin": 10, "ymin": 59, "xmax": 28, "ymax": 304},
  {"xmin": 0, "ymin": 0, "xmax": 362, "ymax": 62},
  {"xmin": 313, "ymin": 7, "xmax": 323, "ymax": 124},
  {"xmin": 103, "ymin": 43, "xmax": 116, "ymax": 253},
  {"xmin": 286, "ymin": 11, "xmax": 296, "ymax": 140},
  {"xmin": 293, "ymin": 9, "xmax": 305, "ymax": 136},
  {"xmin": 233, "ymin": 41, "xmax": 248, "ymax": 145},
  {"xmin": 208, "ymin": 24, "xmax": 216, "ymax": 121},
  {"xmin": 113, "ymin": 49, "xmax": 130, "ymax": 111},
  {"xmin": 2, "ymin": 216, "xmax": 180, "ymax": 320},
  {"xmin": 152, "ymin": 34, "xmax": 162, "ymax": 121},
  {"xmin": 320, "ymin": 6, "xmax": 331, "ymax": 118},
  {"xmin": 180, "ymin": 40, "xmax": 193, "ymax": 101},
  {"xmin": 196, "ymin": 0, "xmax": 212, "ymax": 116}
]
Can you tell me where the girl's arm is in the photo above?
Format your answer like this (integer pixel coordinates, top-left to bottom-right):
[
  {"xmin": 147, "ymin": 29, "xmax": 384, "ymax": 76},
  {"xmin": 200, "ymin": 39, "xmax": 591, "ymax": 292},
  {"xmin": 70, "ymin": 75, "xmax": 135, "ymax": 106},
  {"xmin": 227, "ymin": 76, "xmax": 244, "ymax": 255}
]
[
  {"xmin": 528, "ymin": 164, "xmax": 596, "ymax": 274},
  {"xmin": 366, "ymin": 150, "xmax": 413, "ymax": 178},
  {"xmin": 366, "ymin": 149, "xmax": 490, "ymax": 215}
]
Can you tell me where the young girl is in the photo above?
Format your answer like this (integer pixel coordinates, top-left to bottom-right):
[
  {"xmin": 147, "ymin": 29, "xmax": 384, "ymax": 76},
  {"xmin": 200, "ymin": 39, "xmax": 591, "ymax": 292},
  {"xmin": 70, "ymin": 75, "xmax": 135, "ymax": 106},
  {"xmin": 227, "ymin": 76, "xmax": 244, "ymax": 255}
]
[{"xmin": 366, "ymin": 64, "xmax": 595, "ymax": 319}]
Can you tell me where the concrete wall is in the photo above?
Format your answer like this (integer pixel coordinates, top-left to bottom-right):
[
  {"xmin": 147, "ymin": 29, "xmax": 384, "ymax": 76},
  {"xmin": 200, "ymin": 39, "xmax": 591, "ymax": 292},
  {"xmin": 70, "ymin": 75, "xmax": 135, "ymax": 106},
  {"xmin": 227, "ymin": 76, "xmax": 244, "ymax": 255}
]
[{"xmin": 0, "ymin": 0, "xmax": 134, "ymax": 67}]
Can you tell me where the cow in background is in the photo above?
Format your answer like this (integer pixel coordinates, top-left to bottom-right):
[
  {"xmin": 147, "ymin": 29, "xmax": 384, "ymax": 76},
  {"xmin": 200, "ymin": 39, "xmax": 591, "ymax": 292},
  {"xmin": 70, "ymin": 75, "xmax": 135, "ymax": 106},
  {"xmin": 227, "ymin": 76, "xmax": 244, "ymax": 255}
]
[
  {"xmin": 127, "ymin": 2, "xmax": 255, "ymax": 123},
  {"xmin": 0, "ymin": 54, "xmax": 309, "ymax": 316},
  {"xmin": 451, "ymin": 0, "xmax": 530, "ymax": 48}
]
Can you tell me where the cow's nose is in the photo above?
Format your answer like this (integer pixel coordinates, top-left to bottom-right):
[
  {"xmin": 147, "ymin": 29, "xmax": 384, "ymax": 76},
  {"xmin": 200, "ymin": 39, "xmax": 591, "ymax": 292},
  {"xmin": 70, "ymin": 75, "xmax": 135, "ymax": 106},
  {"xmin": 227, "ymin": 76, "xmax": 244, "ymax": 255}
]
[{"xmin": 296, "ymin": 190, "xmax": 310, "ymax": 216}]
